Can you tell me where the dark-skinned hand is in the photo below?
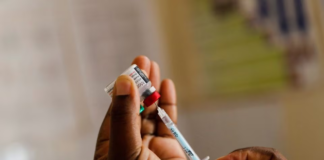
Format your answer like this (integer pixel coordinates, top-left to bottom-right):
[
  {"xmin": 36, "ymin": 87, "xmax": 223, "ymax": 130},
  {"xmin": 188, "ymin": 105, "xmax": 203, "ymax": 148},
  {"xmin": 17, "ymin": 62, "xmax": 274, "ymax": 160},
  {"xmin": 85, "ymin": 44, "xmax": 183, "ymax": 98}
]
[
  {"xmin": 94, "ymin": 56, "xmax": 186, "ymax": 160},
  {"xmin": 217, "ymin": 147, "xmax": 287, "ymax": 160},
  {"xmin": 94, "ymin": 56, "xmax": 287, "ymax": 160}
]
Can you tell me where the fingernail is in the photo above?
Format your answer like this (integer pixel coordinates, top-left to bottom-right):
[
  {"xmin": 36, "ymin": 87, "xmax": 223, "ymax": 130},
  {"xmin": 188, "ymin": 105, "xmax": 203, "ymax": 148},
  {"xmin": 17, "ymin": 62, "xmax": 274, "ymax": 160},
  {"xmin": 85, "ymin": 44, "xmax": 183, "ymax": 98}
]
[{"xmin": 115, "ymin": 76, "xmax": 131, "ymax": 95}]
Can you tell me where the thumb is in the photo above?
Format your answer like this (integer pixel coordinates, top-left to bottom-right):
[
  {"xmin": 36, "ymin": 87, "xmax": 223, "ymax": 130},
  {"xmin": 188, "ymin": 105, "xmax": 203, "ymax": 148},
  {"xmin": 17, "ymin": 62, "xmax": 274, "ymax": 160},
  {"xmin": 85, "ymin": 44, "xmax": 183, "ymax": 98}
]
[{"xmin": 108, "ymin": 75, "xmax": 142, "ymax": 160}]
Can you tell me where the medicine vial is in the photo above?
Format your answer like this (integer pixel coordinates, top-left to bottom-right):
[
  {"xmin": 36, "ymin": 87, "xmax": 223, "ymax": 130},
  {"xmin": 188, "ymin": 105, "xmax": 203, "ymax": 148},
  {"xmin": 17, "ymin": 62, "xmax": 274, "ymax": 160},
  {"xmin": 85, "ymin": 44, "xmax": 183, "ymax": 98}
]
[{"xmin": 104, "ymin": 64, "xmax": 161, "ymax": 112}]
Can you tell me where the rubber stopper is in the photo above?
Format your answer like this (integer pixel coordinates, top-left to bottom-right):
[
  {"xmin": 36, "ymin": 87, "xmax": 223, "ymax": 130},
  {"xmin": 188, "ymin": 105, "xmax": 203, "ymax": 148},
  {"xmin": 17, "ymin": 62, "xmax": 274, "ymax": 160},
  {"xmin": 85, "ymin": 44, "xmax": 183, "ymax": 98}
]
[{"xmin": 143, "ymin": 91, "xmax": 161, "ymax": 107}]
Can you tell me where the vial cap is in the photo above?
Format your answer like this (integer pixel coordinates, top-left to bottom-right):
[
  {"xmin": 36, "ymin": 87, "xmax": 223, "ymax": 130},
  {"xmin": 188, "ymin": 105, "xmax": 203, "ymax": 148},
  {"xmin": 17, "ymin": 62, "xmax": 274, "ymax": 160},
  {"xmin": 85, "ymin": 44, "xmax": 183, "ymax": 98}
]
[{"xmin": 143, "ymin": 91, "xmax": 161, "ymax": 107}]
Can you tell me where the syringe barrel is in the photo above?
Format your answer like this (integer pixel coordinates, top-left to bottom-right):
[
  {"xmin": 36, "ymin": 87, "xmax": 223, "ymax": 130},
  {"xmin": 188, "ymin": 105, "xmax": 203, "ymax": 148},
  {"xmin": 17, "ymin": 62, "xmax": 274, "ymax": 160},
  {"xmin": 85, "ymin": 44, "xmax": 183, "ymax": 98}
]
[
  {"xmin": 158, "ymin": 107, "xmax": 200, "ymax": 160},
  {"xmin": 168, "ymin": 123, "xmax": 200, "ymax": 160}
]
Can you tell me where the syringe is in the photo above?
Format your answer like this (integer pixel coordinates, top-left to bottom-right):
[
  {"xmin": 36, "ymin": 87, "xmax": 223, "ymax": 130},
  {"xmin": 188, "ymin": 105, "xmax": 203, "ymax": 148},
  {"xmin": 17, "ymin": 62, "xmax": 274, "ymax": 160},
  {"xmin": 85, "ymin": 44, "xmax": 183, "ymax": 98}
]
[{"xmin": 156, "ymin": 105, "xmax": 209, "ymax": 160}]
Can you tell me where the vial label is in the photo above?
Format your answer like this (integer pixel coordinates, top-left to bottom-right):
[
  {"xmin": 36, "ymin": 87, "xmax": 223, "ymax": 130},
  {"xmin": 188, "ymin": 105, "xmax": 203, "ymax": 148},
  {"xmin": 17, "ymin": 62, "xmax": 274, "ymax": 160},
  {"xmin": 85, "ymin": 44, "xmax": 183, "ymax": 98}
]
[
  {"xmin": 131, "ymin": 66, "xmax": 148, "ymax": 89},
  {"xmin": 105, "ymin": 65, "xmax": 150, "ymax": 96},
  {"xmin": 134, "ymin": 66, "xmax": 149, "ymax": 83}
]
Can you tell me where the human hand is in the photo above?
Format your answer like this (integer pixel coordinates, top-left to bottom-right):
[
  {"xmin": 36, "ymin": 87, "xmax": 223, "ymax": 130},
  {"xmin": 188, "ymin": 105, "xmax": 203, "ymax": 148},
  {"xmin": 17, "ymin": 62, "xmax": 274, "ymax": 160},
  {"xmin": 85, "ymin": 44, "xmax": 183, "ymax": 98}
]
[
  {"xmin": 217, "ymin": 147, "xmax": 287, "ymax": 160},
  {"xmin": 94, "ymin": 56, "xmax": 186, "ymax": 160}
]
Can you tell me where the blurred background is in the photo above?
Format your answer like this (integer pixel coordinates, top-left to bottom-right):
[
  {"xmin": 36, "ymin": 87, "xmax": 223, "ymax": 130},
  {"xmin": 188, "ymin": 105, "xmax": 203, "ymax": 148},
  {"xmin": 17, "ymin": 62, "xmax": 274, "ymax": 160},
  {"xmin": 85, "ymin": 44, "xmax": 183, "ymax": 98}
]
[{"xmin": 1, "ymin": 0, "xmax": 324, "ymax": 159}]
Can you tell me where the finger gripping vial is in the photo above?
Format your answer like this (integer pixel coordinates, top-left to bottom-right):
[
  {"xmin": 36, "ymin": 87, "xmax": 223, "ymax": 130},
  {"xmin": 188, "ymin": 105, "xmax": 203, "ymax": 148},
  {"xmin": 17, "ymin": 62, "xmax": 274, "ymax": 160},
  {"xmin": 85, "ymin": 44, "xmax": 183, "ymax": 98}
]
[{"xmin": 104, "ymin": 65, "xmax": 161, "ymax": 112}]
